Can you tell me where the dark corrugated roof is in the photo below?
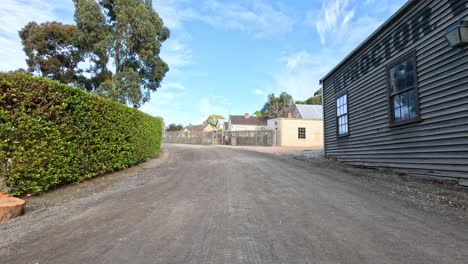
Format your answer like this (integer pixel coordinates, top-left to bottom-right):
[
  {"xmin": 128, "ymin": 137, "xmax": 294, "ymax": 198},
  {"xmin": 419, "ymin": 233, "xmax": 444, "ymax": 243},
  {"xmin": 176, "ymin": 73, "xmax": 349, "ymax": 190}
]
[
  {"xmin": 230, "ymin": 115, "xmax": 268, "ymax": 126},
  {"xmin": 320, "ymin": 0, "xmax": 414, "ymax": 83}
]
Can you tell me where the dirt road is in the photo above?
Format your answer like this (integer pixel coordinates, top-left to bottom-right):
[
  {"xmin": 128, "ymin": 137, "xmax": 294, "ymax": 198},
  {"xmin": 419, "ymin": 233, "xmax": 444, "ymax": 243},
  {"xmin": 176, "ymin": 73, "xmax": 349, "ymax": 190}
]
[{"xmin": 1, "ymin": 144, "xmax": 468, "ymax": 264}]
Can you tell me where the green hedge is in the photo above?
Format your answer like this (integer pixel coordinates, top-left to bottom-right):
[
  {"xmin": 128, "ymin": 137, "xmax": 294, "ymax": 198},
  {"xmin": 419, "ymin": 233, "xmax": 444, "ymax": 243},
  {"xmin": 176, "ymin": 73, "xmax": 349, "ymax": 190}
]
[{"xmin": 0, "ymin": 73, "xmax": 162, "ymax": 195}]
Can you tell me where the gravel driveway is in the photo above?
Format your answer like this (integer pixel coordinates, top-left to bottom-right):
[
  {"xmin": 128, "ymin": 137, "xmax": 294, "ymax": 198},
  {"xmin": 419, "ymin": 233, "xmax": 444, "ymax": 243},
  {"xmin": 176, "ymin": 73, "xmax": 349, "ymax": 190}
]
[{"xmin": 1, "ymin": 144, "xmax": 468, "ymax": 264}]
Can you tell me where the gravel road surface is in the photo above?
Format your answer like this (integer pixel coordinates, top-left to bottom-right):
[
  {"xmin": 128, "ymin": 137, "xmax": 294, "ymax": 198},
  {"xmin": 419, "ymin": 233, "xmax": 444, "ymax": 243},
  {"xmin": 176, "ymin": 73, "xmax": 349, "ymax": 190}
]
[{"xmin": 1, "ymin": 144, "xmax": 468, "ymax": 264}]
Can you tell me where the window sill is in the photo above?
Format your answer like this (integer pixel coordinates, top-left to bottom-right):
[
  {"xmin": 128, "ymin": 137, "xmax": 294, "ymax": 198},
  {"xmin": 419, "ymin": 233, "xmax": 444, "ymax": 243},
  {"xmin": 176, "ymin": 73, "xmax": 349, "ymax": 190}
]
[
  {"xmin": 337, "ymin": 133, "xmax": 350, "ymax": 138},
  {"xmin": 389, "ymin": 117, "xmax": 421, "ymax": 127}
]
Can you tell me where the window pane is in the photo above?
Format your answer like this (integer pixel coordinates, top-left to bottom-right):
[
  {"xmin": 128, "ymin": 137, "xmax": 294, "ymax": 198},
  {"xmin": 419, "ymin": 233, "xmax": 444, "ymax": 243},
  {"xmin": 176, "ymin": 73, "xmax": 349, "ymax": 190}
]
[
  {"xmin": 394, "ymin": 107, "xmax": 401, "ymax": 121},
  {"xmin": 397, "ymin": 76, "xmax": 406, "ymax": 91},
  {"xmin": 394, "ymin": 95, "xmax": 401, "ymax": 108},
  {"xmin": 409, "ymin": 89, "xmax": 416, "ymax": 105},
  {"xmin": 401, "ymin": 92, "xmax": 409, "ymax": 107},
  {"xmin": 410, "ymin": 106, "xmax": 418, "ymax": 119},
  {"xmin": 409, "ymin": 90, "xmax": 418, "ymax": 118},
  {"xmin": 402, "ymin": 105, "xmax": 410, "ymax": 119},
  {"xmin": 405, "ymin": 58, "xmax": 414, "ymax": 71},
  {"xmin": 406, "ymin": 70, "xmax": 415, "ymax": 88}
]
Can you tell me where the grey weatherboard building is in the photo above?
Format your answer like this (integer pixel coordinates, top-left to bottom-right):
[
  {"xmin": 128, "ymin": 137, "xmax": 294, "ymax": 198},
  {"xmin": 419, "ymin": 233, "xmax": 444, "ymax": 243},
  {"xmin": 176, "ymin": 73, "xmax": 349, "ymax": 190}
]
[{"xmin": 320, "ymin": 0, "xmax": 468, "ymax": 184}]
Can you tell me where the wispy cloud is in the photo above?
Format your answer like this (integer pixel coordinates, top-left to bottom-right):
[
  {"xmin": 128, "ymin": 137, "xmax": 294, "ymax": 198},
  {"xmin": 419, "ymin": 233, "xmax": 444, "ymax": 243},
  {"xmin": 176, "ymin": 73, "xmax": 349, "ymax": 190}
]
[
  {"xmin": 156, "ymin": 0, "xmax": 294, "ymax": 39},
  {"xmin": 257, "ymin": 50, "xmax": 337, "ymax": 102},
  {"xmin": 200, "ymin": 0, "xmax": 294, "ymax": 38},
  {"xmin": 315, "ymin": 0, "xmax": 354, "ymax": 45},
  {"xmin": 253, "ymin": 89, "xmax": 266, "ymax": 96},
  {"xmin": 199, "ymin": 95, "xmax": 231, "ymax": 122},
  {"xmin": 155, "ymin": 0, "xmax": 199, "ymax": 30},
  {"xmin": 161, "ymin": 38, "xmax": 193, "ymax": 70}
]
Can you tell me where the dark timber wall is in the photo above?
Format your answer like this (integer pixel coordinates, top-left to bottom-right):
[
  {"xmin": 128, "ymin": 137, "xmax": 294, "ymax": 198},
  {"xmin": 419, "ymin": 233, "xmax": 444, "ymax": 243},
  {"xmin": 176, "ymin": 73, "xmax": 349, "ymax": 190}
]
[{"xmin": 321, "ymin": 0, "xmax": 468, "ymax": 180}]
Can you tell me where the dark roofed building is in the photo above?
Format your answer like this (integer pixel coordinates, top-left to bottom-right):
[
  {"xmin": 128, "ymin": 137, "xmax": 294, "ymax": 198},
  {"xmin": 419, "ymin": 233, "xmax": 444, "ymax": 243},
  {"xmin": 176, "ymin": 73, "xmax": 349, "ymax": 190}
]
[
  {"xmin": 228, "ymin": 113, "xmax": 268, "ymax": 131},
  {"xmin": 183, "ymin": 123, "xmax": 212, "ymax": 133}
]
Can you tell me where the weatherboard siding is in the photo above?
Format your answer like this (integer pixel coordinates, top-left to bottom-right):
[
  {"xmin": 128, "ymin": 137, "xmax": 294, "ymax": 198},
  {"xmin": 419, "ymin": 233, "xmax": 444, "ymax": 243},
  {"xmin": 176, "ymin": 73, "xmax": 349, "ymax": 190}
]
[{"xmin": 322, "ymin": 0, "xmax": 468, "ymax": 179}]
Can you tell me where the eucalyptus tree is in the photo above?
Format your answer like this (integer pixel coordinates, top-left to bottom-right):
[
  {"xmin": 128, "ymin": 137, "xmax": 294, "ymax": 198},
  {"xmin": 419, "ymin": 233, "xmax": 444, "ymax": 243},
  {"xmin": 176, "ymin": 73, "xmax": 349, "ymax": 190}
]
[{"xmin": 74, "ymin": 0, "xmax": 170, "ymax": 108}]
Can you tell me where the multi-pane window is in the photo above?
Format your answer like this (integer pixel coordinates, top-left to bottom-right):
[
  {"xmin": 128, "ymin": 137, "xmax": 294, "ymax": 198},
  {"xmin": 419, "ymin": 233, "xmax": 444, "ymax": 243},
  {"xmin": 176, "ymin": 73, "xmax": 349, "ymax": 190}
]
[
  {"xmin": 298, "ymin": 127, "xmax": 306, "ymax": 139},
  {"xmin": 388, "ymin": 55, "xmax": 419, "ymax": 124},
  {"xmin": 336, "ymin": 94, "xmax": 349, "ymax": 136}
]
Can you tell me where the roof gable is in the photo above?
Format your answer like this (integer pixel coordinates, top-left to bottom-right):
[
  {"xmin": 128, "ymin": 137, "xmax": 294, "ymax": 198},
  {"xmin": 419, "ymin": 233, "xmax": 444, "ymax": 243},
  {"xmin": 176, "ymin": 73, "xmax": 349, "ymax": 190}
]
[{"xmin": 295, "ymin": 105, "xmax": 323, "ymax": 120}]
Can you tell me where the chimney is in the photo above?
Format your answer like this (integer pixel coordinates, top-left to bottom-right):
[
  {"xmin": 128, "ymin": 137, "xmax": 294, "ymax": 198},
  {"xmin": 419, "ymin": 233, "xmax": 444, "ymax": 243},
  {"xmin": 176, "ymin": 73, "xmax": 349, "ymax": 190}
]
[
  {"xmin": 245, "ymin": 113, "xmax": 250, "ymax": 119},
  {"xmin": 287, "ymin": 112, "xmax": 292, "ymax": 119}
]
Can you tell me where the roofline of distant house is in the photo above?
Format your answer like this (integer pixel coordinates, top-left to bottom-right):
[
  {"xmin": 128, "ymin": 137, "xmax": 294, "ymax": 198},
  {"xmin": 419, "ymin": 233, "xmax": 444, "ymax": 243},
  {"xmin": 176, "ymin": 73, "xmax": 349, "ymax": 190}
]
[
  {"xmin": 319, "ymin": 0, "xmax": 415, "ymax": 84},
  {"xmin": 268, "ymin": 118, "xmax": 323, "ymax": 121},
  {"xmin": 230, "ymin": 123, "xmax": 268, "ymax": 125}
]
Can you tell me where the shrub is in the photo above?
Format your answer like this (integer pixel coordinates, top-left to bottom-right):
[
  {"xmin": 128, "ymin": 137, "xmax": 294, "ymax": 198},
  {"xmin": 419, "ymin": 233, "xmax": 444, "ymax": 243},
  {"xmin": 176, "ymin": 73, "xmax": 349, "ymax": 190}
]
[{"xmin": 0, "ymin": 73, "xmax": 162, "ymax": 195}]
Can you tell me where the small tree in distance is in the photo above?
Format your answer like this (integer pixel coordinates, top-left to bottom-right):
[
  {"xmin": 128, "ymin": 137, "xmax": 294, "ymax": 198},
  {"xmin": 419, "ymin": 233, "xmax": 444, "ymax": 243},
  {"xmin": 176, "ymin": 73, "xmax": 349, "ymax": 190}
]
[
  {"xmin": 206, "ymin": 115, "xmax": 225, "ymax": 127},
  {"xmin": 166, "ymin": 124, "xmax": 184, "ymax": 131}
]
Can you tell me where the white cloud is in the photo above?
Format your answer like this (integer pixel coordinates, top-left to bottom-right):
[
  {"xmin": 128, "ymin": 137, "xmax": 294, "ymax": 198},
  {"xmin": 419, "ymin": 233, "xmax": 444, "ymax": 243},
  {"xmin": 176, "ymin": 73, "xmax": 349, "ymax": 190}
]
[
  {"xmin": 164, "ymin": 82, "xmax": 186, "ymax": 91},
  {"xmin": 200, "ymin": 0, "xmax": 294, "ymax": 38},
  {"xmin": 253, "ymin": 89, "xmax": 266, "ymax": 96},
  {"xmin": 315, "ymin": 0, "xmax": 354, "ymax": 45},
  {"xmin": 139, "ymin": 81, "xmax": 188, "ymax": 123},
  {"xmin": 262, "ymin": 50, "xmax": 337, "ymax": 101},
  {"xmin": 156, "ymin": 0, "xmax": 294, "ymax": 39},
  {"xmin": 155, "ymin": 0, "xmax": 200, "ymax": 30},
  {"xmin": 0, "ymin": 0, "xmax": 74, "ymax": 71},
  {"xmin": 312, "ymin": 0, "xmax": 407, "ymax": 58},
  {"xmin": 199, "ymin": 95, "xmax": 231, "ymax": 122},
  {"xmin": 161, "ymin": 38, "xmax": 193, "ymax": 70}
]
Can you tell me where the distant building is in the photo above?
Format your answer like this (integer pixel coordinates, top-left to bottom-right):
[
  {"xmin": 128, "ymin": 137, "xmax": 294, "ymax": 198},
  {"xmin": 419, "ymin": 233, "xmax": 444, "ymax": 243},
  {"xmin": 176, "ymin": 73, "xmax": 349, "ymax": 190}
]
[
  {"xmin": 228, "ymin": 113, "xmax": 268, "ymax": 131},
  {"xmin": 268, "ymin": 105, "xmax": 324, "ymax": 147},
  {"xmin": 183, "ymin": 124, "xmax": 213, "ymax": 133}
]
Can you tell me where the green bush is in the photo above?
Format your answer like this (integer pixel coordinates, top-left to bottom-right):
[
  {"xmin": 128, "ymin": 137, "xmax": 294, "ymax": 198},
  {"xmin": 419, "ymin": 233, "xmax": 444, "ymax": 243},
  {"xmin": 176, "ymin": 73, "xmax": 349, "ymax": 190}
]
[{"xmin": 0, "ymin": 73, "xmax": 162, "ymax": 195}]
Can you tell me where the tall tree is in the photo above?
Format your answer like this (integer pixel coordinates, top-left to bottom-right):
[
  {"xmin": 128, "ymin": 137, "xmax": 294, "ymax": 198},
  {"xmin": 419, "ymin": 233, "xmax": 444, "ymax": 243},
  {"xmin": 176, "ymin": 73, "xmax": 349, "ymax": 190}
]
[
  {"xmin": 261, "ymin": 92, "xmax": 294, "ymax": 118},
  {"xmin": 18, "ymin": 0, "xmax": 169, "ymax": 107},
  {"xmin": 296, "ymin": 88, "xmax": 323, "ymax": 105},
  {"xmin": 74, "ymin": 0, "xmax": 170, "ymax": 108},
  {"xmin": 19, "ymin": 22, "xmax": 84, "ymax": 86},
  {"xmin": 73, "ymin": 0, "xmax": 112, "ymax": 92}
]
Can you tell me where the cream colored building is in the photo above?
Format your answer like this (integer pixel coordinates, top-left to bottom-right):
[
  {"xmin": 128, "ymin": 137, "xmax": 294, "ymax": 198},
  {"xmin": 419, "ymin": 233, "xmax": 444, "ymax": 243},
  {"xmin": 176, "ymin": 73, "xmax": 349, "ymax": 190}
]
[
  {"xmin": 267, "ymin": 105, "xmax": 324, "ymax": 147},
  {"xmin": 268, "ymin": 118, "xmax": 323, "ymax": 147}
]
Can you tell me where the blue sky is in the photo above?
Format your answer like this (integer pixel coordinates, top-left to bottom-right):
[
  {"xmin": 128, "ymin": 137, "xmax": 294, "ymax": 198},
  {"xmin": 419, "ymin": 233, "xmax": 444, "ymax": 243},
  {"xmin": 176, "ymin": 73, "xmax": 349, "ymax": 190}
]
[{"xmin": 0, "ymin": 0, "xmax": 407, "ymax": 125}]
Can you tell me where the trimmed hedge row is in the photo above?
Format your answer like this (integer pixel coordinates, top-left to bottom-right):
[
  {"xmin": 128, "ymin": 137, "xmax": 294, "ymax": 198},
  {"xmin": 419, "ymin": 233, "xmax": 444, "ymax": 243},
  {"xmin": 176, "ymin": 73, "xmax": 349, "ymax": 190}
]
[{"xmin": 0, "ymin": 73, "xmax": 162, "ymax": 195}]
